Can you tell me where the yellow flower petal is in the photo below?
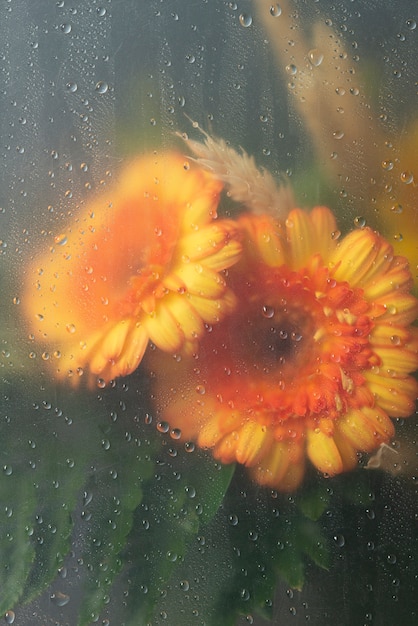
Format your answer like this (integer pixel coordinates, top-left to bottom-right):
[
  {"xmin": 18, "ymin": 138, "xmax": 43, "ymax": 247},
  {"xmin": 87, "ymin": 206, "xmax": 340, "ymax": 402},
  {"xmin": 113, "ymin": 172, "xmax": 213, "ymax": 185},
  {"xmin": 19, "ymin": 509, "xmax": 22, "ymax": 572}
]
[
  {"xmin": 376, "ymin": 292, "xmax": 418, "ymax": 326},
  {"xmin": 89, "ymin": 319, "xmax": 131, "ymax": 375},
  {"xmin": 188, "ymin": 290, "xmax": 236, "ymax": 323},
  {"xmin": 337, "ymin": 407, "xmax": 394, "ymax": 452},
  {"xmin": 306, "ymin": 427, "xmax": 344, "ymax": 476},
  {"xmin": 309, "ymin": 206, "xmax": 339, "ymax": 261},
  {"xmin": 277, "ymin": 460, "xmax": 306, "ymax": 493},
  {"xmin": 174, "ymin": 263, "xmax": 227, "ymax": 298},
  {"xmin": 330, "ymin": 228, "xmax": 381, "ymax": 286},
  {"xmin": 179, "ymin": 221, "xmax": 239, "ymax": 263},
  {"xmin": 250, "ymin": 441, "xmax": 292, "ymax": 487},
  {"xmin": 202, "ymin": 239, "xmax": 243, "ymax": 271},
  {"xmin": 362, "ymin": 257, "xmax": 412, "ymax": 301},
  {"xmin": 234, "ymin": 422, "xmax": 273, "ymax": 467},
  {"xmin": 364, "ymin": 370, "xmax": 418, "ymax": 417},
  {"xmin": 374, "ymin": 345, "xmax": 418, "ymax": 374},
  {"xmin": 238, "ymin": 213, "xmax": 286, "ymax": 267},
  {"xmin": 164, "ymin": 294, "xmax": 205, "ymax": 342},
  {"xmin": 115, "ymin": 324, "xmax": 149, "ymax": 378},
  {"xmin": 143, "ymin": 304, "xmax": 184, "ymax": 352},
  {"xmin": 286, "ymin": 208, "xmax": 317, "ymax": 268},
  {"xmin": 370, "ymin": 324, "xmax": 410, "ymax": 347}
]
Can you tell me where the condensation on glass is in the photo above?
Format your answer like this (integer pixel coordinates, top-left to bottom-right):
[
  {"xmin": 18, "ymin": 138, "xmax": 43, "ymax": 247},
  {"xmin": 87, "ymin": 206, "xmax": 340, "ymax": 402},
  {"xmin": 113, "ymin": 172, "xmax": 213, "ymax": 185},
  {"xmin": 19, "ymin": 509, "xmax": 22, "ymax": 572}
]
[{"xmin": 0, "ymin": 1, "xmax": 416, "ymax": 625}]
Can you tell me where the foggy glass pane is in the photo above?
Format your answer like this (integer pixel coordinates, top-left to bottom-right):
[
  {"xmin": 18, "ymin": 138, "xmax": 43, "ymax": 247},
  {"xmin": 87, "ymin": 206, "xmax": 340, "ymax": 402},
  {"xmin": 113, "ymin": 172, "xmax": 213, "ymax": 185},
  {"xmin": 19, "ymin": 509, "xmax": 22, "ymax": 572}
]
[{"xmin": 1, "ymin": 1, "xmax": 416, "ymax": 624}]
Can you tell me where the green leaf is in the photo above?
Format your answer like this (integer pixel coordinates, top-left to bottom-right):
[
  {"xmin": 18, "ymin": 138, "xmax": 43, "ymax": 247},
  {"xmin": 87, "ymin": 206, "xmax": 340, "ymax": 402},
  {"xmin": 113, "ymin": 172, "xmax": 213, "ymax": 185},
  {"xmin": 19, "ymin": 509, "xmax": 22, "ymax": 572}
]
[
  {"xmin": 296, "ymin": 480, "xmax": 330, "ymax": 521},
  {"xmin": 294, "ymin": 518, "xmax": 330, "ymax": 571},
  {"xmin": 0, "ymin": 470, "xmax": 37, "ymax": 613},
  {"xmin": 18, "ymin": 386, "xmax": 92, "ymax": 603},
  {"xmin": 124, "ymin": 447, "xmax": 234, "ymax": 624},
  {"xmin": 77, "ymin": 411, "xmax": 155, "ymax": 626}
]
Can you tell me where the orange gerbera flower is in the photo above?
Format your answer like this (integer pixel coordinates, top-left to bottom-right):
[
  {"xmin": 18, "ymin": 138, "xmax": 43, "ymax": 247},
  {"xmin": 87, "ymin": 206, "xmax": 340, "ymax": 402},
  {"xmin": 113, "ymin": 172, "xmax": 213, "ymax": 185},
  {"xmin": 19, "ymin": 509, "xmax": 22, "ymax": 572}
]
[
  {"xmin": 150, "ymin": 206, "xmax": 418, "ymax": 491},
  {"xmin": 24, "ymin": 152, "xmax": 242, "ymax": 386}
]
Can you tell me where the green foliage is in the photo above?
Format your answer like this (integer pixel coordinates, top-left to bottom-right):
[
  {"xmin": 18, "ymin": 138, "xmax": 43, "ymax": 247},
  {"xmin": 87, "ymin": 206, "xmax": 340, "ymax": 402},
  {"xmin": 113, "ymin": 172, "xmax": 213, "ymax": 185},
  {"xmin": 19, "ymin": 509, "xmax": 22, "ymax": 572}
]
[{"xmin": 0, "ymin": 376, "xmax": 338, "ymax": 625}]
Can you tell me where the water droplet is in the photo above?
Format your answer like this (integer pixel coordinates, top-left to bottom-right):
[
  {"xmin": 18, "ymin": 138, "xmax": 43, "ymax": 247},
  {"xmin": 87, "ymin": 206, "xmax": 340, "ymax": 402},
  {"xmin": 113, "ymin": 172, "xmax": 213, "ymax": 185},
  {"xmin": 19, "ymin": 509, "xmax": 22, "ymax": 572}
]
[
  {"xmin": 333, "ymin": 129, "xmax": 345, "ymax": 140},
  {"xmin": 262, "ymin": 305, "xmax": 275, "ymax": 318},
  {"xmin": 333, "ymin": 534, "xmax": 345, "ymax": 547},
  {"xmin": 308, "ymin": 48, "xmax": 324, "ymax": 67},
  {"xmin": 4, "ymin": 611, "xmax": 15, "ymax": 624},
  {"xmin": 97, "ymin": 7, "xmax": 107, "ymax": 17},
  {"xmin": 60, "ymin": 23, "xmax": 72, "ymax": 34},
  {"xmin": 240, "ymin": 588, "xmax": 250, "ymax": 601},
  {"xmin": 170, "ymin": 428, "xmax": 182, "ymax": 440},
  {"xmin": 185, "ymin": 485, "xmax": 196, "ymax": 498},
  {"xmin": 285, "ymin": 63, "xmax": 297, "ymax": 75},
  {"xmin": 54, "ymin": 234, "xmax": 67, "ymax": 246},
  {"xmin": 95, "ymin": 81, "xmax": 109, "ymax": 94},
  {"xmin": 66, "ymin": 82, "xmax": 78, "ymax": 93},
  {"xmin": 381, "ymin": 160, "xmax": 393, "ymax": 171},
  {"xmin": 400, "ymin": 170, "xmax": 413, "ymax": 184},
  {"xmin": 269, "ymin": 4, "xmax": 282, "ymax": 17},
  {"xmin": 180, "ymin": 580, "xmax": 190, "ymax": 591},
  {"xmin": 354, "ymin": 216, "xmax": 366, "ymax": 228},
  {"xmin": 406, "ymin": 18, "xmax": 416, "ymax": 30},
  {"xmin": 387, "ymin": 553, "xmax": 397, "ymax": 564},
  {"xmin": 50, "ymin": 592, "xmax": 70, "ymax": 607},
  {"xmin": 3, "ymin": 465, "xmax": 13, "ymax": 476},
  {"xmin": 228, "ymin": 514, "xmax": 239, "ymax": 526},
  {"xmin": 157, "ymin": 421, "xmax": 169, "ymax": 434},
  {"xmin": 365, "ymin": 508, "xmax": 375, "ymax": 520},
  {"xmin": 390, "ymin": 203, "xmax": 403, "ymax": 214},
  {"xmin": 239, "ymin": 13, "xmax": 252, "ymax": 27}
]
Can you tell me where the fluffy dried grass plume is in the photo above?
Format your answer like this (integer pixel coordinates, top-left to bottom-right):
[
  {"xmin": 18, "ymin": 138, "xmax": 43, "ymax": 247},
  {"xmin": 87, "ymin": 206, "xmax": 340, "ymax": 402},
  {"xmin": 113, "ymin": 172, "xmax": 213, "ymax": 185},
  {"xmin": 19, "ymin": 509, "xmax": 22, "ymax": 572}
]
[{"xmin": 178, "ymin": 121, "xmax": 295, "ymax": 218}]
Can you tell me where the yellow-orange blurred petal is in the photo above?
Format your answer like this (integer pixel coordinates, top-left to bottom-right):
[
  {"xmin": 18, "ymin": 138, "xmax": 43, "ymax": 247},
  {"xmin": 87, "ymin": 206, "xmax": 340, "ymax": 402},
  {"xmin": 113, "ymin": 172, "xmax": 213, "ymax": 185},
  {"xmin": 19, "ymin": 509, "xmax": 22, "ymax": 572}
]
[
  {"xmin": 164, "ymin": 294, "xmax": 205, "ymax": 343},
  {"xmin": 250, "ymin": 442, "xmax": 293, "ymax": 487},
  {"xmin": 238, "ymin": 213, "xmax": 285, "ymax": 267},
  {"xmin": 24, "ymin": 152, "xmax": 242, "ymax": 386},
  {"xmin": 306, "ymin": 428, "xmax": 344, "ymax": 476},
  {"xmin": 233, "ymin": 422, "xmax": 273, "ymax": 467},
  {"xmin": 364, "ymin": 370, "xmax": 418, "ymax": 417}
]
